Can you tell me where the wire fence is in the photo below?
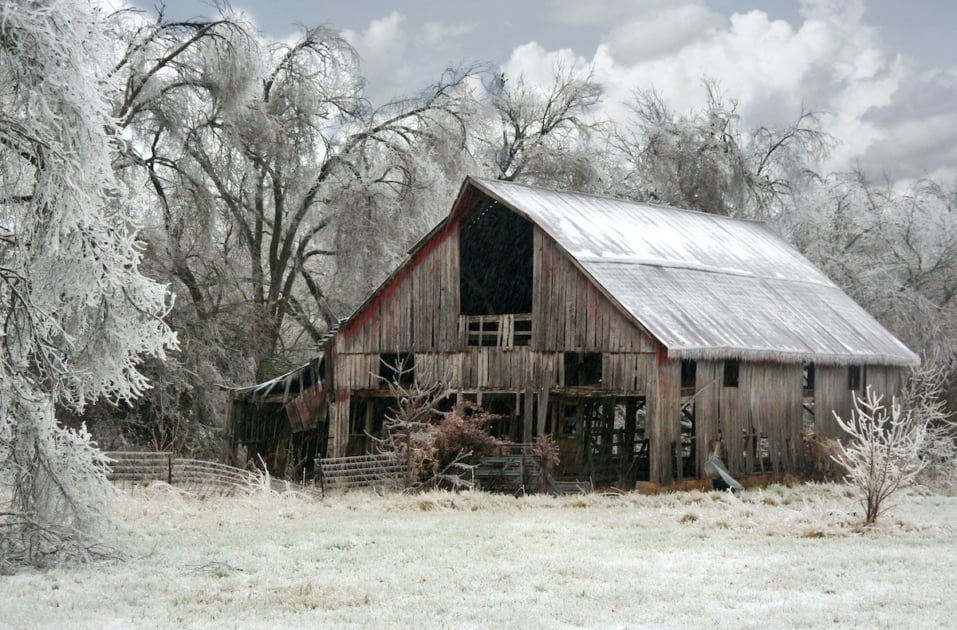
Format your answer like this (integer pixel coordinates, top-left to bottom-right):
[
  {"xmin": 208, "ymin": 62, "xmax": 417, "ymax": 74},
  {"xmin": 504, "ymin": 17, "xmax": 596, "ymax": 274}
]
[{"xmin": 106, "ymin": 452, "xmax": 258, "ymax": 494}]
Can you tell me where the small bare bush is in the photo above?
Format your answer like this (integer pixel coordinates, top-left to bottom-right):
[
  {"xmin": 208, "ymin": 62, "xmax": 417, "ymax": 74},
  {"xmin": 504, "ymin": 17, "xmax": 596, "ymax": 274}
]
[
  {"xmin": 529, "ymin": 434, "xmax": 560, "ymax": 473},
  {"xmin": 528, "ymin": 434, "xmax": 560, "ymax": 492},
  {"xmin": 830, "ymin": 386, "xmax": 926, "ymax": 525},
  {"xmin": 376, "ymin": 365, "xmax": 509, "ymax": 491}
]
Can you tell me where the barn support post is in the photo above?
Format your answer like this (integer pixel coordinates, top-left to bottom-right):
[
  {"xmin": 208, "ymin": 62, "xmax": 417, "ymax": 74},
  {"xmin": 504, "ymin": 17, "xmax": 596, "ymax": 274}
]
[
  {"xmin": 649, "ymin": 357, "xmax": 681, "ymax": 484},
  {"xmin": 222, "ymin": 389, "xmax": 236, "ymax": 466},
  {"xmin": 536, "ymin": 384, "xmax": 550, "ymax": 437},
  {"xmin": 523, "ymin": 391, "xmax": 535, "ymax": 442},
  {"xmin": 331, "ymin": 391, "xmax": 350, "ymax": 458}
]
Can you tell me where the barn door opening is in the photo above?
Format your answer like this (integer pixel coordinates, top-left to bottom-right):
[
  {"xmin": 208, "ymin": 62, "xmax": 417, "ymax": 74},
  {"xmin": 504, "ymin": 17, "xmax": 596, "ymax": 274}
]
[{"xmin": 553, "ymin": 396, "xmax": 647, "ymax": 486}]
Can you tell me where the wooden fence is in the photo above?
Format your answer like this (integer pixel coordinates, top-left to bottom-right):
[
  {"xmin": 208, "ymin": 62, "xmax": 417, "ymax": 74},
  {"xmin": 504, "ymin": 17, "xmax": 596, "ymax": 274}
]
[
  {"xmin": 315, "ymin": 452, "xmax": 408, "ymax": 492},
  {"xmin": 106, "ymin": 452, "xmax": 257, "ymax": 491}
]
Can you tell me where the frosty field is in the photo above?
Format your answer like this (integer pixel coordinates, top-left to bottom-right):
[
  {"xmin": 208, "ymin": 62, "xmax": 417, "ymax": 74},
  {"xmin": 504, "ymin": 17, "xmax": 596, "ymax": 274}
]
[{"xmin": 2, "ymin": 483, "xmax": 955, "ymax": 629}]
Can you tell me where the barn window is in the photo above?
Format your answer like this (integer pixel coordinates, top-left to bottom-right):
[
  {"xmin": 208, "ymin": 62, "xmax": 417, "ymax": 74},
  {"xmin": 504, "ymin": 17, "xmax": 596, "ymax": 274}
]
[
  {"xmin": 561, "ymin": 404, "xmax": 580, "ymax": 436},
  {"xmin": 848, "ymin": 364, "xmax": 862, "ymax": 390},
  {"xmin": 466, "ymin": 317, "xmax": 500, "ymax": 347},
  {"xmin": 379, "ymin": 353, "xmax": 415, "ymax": 387},
  {"xmin": 803, "ymin": 362, "xmax": 815, "ymax": 394},
  {"xmin": 680, "ymin": 359, "xmax": 696, "ymax": 391},
  {"xmin": 512, "ymin": 317, "xmax": 532, "ymax": 346},
  {"xmin": 564, "ymin": 352, "xmax": 603, "ymax": 386},
  {"xmin": 723, "ymin": 360, "xmax": 739, "ymax": 388},
  {"xmin": 464, "ymin": 314, "xmax": 532, "ymax": 347}
]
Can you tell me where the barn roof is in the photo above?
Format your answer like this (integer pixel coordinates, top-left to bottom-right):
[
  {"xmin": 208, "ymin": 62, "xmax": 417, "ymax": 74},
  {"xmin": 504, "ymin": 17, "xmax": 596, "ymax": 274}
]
[{"xmin": 468, "ymin": 177, "xmax": 919, "ymax": 367}]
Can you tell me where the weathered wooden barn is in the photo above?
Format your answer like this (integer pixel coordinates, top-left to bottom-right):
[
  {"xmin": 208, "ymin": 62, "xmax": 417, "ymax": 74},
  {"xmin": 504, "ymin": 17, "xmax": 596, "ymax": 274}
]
[{"xmin": 224, "ymin": 177, "xmax": 919, "ymax": 485}]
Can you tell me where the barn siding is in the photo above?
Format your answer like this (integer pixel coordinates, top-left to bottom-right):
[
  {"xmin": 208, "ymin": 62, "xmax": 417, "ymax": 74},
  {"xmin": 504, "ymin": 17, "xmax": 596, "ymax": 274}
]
[
  {"xmin": 338, "ymin": 222, "xmax": 460, "ymax": 356},
  {"xmin": 533, "ymin": 230, "xmax": 655, "ymax": 353},
  {"xmin": 747, "ymin": 363, "xmax": 804, "ymax": 473},
  {"xmin": 693, "ymin": 361, "xmax": 721, "ymax": 478},
  {"xmin": 331, "ymin": 391, "xmax": 350, "ymax": 458},
  {"xmin": 806, "ymin": 364, "xmax": 907, "ymax": 442},
  {"xmin": 323, "ymin": 190, "xmax": 913, "ymax": 483},
  {"xmin": 648, "ymin": 358, "xmax": 679, "ymax": 483}
]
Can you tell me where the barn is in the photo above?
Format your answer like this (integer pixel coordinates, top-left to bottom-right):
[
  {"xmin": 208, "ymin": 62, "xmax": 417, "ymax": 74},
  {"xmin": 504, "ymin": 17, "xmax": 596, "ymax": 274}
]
[{"xmin": 224, "ymin": 176, "xmax": 919, "ymax": 486}]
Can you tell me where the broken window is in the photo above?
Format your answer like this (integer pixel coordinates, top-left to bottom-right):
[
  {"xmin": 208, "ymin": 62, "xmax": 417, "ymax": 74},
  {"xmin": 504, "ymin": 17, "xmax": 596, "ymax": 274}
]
[
  {"xmin": 512, "ymin": 317, "xmax": 532, "ymax": 346},
  {"xmin": 848, "ymin": 364, "xmax": 862, "ymax": 390},
  {"xmin": 680, "ymin": 359, "xmax": 696, "ymax": 392},
  {"xmin": 564, "ymin": 352, "xmax": 603, "ymax": 386},
  {"xmin": 723, "ymin": 360, "xmax": 739, "ymax": 388},
  {"xmin": 464, "ymin": 314, "xmax": 533, "ymax": 348},
  {"xmin": 466, "ymin": 317, "xmax": 500, "ymax": 347},
  {"xmin": 379, "ymin": 353, "xmax": 415, "ymax": 387},
  {"xmin": 803, "ymin": 362, "xmax": 815, "ymax": 394}
]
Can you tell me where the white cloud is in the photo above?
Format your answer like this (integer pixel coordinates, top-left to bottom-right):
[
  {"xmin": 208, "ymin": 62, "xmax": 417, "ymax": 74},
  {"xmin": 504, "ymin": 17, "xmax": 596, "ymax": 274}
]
[
  {"xmin": 502, "ymin": 42, "xmax": 594, "ymax": 89},
  {"xmin": 603, "ymin": 4, "xmax": 722, "ymax": 63},
  {"xmin": 341, "ymin": 12, "xmax": 413, "ymax": 104},
  {"xmin": 343, "ymin": 11, "xmax": 406, "ymax": 57},
  {"xmin": 550, "ymin": 0, "xmax": 674, "ymax": 27},
  {"xmin": 421, "ymin": 21, "xmax": 476, "ymax": 47},
  {"xmin": 502, "ymin": 0, "xmax": 934, "ymax": 178}
]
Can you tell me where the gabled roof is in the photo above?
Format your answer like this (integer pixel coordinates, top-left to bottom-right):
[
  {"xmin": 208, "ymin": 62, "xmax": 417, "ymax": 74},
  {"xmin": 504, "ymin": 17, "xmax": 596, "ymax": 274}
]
[{"xmin": 468, "ymin": 177, "xmax": 919, "ymax": 366}]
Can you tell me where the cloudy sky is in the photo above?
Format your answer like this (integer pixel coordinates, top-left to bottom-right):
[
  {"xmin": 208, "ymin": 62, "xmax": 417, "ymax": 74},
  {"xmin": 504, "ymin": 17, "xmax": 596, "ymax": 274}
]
[{"xmin": 129, "ymin": 0, "xmax": 957, "ymax": 186}]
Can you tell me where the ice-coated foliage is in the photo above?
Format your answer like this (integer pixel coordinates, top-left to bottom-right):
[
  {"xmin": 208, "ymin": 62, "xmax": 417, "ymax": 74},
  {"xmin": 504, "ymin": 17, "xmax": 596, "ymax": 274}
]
[
  {"xmin": 831, "ymin": 386, "xmax": 927, "ymax": 525},
  {"xmin": 901, "ymin": 364, "xmax": 957, "ymax": 488},
  {"xmin": 0, "ymin": 0, "xmax": 177, "ymax": 566},
  {"xmin": 477, "ymin": 65, "xmax": 606, "ymax": 190},
  {"xmin": 786, "ymin": 174, "xmax": 957, "ymax": 376},
  {"xmin": 614, "ymin": 81, "xmax": 829, "ymax": 219},
  {"xmin": 373, "ymin": 368, "xmax": 508, "ymax": 490}
]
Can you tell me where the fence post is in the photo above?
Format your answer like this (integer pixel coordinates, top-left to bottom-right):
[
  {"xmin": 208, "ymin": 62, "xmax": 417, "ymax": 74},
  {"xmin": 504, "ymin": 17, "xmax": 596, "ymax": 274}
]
[
  {"xmin": 316, "ymin": 457, "xmax": 326, "ymax": 497},
  {"xmin": 167, "ymin": 453, "xmax": 173, "ymax": 484}
]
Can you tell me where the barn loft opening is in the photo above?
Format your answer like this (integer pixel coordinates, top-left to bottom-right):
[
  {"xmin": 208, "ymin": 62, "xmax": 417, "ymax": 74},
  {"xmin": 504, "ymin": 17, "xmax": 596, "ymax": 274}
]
[{"xmin": 459, "ymin": 200, "xmax": 533, "ymax": 316}]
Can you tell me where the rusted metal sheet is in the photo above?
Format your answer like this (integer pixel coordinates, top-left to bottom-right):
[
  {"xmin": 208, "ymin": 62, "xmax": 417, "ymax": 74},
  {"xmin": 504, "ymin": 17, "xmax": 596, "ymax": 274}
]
[{"xmin": 285, "ymin": 385, "xmax": 326, "ymax": 433}]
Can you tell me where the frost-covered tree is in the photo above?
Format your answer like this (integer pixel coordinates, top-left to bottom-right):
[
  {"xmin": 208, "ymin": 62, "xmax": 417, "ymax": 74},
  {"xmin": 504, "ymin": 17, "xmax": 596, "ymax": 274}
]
[
  {"xmin": 901, "ymin": 364, "xmax": 956, "ymax": 488},
  {"xmin": 114, "ymin": 13, "xmax": 477, "ymax": 381},
  {"xmin": 831, "ymin": 387, "xmax": 926, "ymax": 526},
  {"xmin": 66, "ymin": 10, "xmax": 479, "ymax": 456},
  {"xmin": 786, "ymin": 173, "xmax": 957, "ymax": 396},
  {"xmin": 614, "ymin": 81, "xmax": 828, "ymax": 218},
  {"xmin": 474, "ymin": 65, "xmax": 607, "ymax": 191},
  {"xmin": 0, "ymin": 0, "xmax": 176, "ymax": 566}
]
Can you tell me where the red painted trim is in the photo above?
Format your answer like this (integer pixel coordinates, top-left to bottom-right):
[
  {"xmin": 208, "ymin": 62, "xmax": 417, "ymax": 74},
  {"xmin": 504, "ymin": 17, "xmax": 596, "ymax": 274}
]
[{"xmin": 340, "ymin": 182, "xmax": 487, "ymax": 342}]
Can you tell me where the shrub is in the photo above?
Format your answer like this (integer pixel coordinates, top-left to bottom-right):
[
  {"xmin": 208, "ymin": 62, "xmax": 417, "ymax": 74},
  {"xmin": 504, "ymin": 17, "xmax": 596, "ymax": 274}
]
[
  {"xmin": 377, "ymin": 369, "xmax": 509, "ymax": 490},
  {"xmin": 830, "ymin": 386, "xmax": 926, "ymax": 525},
  {"xmin": 900, "ymin": 365, "xmax": 956, "ymax": 489}
]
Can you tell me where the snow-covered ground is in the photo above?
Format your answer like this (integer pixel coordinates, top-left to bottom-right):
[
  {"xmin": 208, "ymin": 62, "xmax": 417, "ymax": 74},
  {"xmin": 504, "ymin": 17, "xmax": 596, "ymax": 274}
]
[{"xmin": 2, "ymin": 483, "xmax": 955, "ymax": 629}]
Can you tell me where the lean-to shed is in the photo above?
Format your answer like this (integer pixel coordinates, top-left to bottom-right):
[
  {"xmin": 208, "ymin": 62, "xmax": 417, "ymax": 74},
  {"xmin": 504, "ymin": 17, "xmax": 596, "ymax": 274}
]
[{"xmin": 226, "ymin": 177, "xmax": 919, "ymax": 485}]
